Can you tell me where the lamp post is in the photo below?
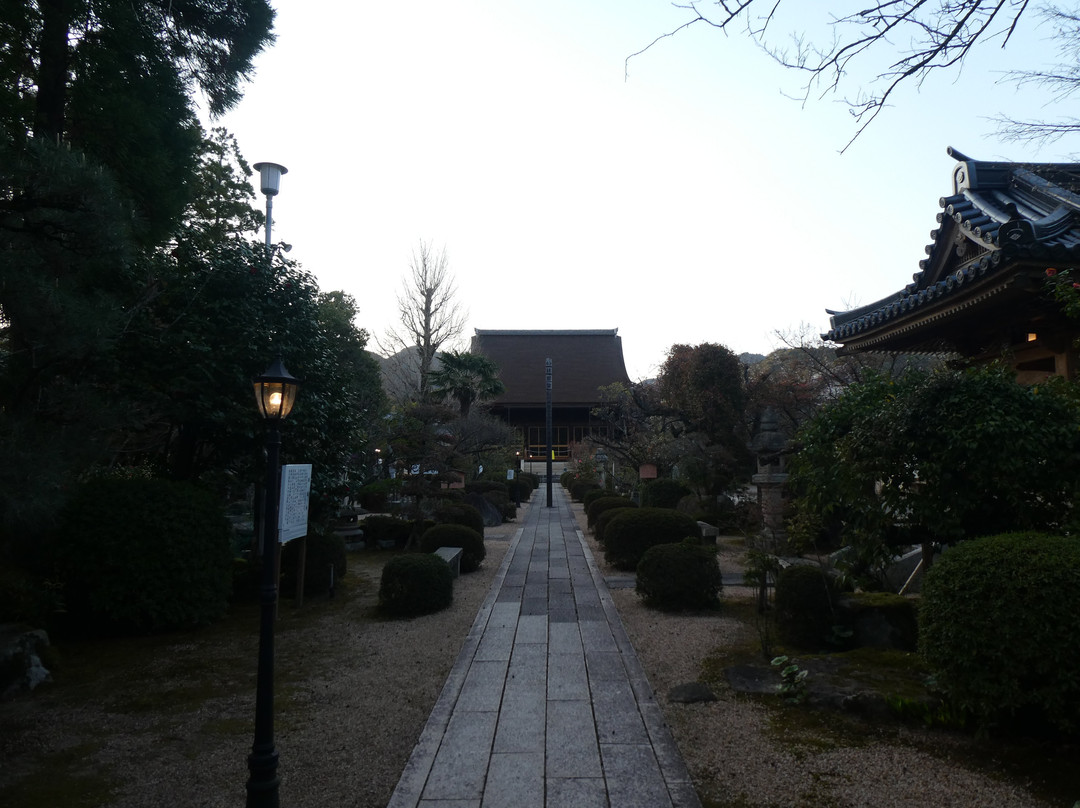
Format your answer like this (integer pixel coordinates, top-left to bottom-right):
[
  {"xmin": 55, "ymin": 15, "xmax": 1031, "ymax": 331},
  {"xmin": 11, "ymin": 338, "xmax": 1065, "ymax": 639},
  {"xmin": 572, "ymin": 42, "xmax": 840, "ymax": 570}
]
[
  {"xmin": 247, "ymin": 356, "xmax": 300, "ymax": 808},
  {"xmin": 252, "ymin": 162, "xmax": 288, "ymax": 253}
]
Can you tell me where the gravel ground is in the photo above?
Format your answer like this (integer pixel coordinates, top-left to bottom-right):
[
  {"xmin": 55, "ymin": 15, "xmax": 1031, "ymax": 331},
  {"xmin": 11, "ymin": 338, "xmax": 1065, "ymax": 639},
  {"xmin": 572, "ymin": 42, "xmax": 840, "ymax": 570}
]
[{"xmin": 0, "ymin": 496, "xmax": 1071, "ymax": 808}]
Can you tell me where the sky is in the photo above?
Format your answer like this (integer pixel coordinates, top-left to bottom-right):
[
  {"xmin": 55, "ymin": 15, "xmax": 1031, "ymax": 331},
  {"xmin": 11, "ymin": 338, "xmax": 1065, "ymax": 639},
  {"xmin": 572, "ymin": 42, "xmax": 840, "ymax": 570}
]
[{"xmin": 210, "ymin": 1, "xmax": 1069, "ymax": 381}]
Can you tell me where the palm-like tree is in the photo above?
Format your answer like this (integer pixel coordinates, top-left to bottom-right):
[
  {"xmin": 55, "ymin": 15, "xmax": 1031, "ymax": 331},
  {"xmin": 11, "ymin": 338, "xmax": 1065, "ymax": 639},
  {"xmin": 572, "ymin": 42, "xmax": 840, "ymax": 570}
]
[{"xmin": 429, "ymin": 350, "xmax": 505, "ymax": 417}]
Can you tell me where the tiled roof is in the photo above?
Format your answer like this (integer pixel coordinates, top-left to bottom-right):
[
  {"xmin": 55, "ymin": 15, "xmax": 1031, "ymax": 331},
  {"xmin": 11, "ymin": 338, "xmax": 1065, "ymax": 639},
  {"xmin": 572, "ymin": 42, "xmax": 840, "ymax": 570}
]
[
  {"xmin": 825, "ymin": 148, "xmax": 1080, "ymax": 350},
  {"xmin": 470, "ymin": 330, "xmax": 632, "ymax": 406}
]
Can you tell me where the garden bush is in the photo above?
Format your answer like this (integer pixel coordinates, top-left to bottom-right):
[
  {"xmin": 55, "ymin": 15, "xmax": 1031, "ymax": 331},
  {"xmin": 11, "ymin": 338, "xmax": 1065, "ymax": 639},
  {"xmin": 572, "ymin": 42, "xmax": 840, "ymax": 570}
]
[
  {"xmin": 582, "ymin": 487, "xmax": 610, "ymax": 513},
  {"xmin": 280, "ymin": 529, "xmax": 347, "ymax": 597},
  {"xmin": 775, "ymin": 564, "xmax": 843, "ymax": 650},
  {"xmin": 570, "ymin": 480, "xmax": 601, "ymax": 503},
  {"xmin": 434, "ymin": 501, "xmax": 485, "ymax": 536},
  {"xmin": 419, "ymin": 523, "xmax": 486, "ymax": 573},
  {"xmin": 640, "ymin": 478, "xmax": 691, "ymax": 509},
  {"xmin": 354, "ymin": 478, "xmax": 400, "ymax": 512},
  {"xmin": 636, "ymin": 539, "xmax": 722, "ymax": 611},
  {"xmin": 586, "ymin": 496, "xmax": 636, "ymax": 530},
  {"xmin": 518, "ymin": 471, "xmax": 540, "ymax": 490},
  {"xmin": 560, "ymin": 470, "xmax": 574, "ymax": 488},
  {"xmin": 603, "ymin": 508, "xmax": 702, "ymax": 570},
  {"xmin": 920, "ymin": 532, "xmax": 1080, "ymax": 735},
  {"xmin": 359, "ymin": 515, "xmax": 414, "ymax": 548},
  {"xmin": 55, "ymin": 477, "xmax": 232, "ymax": 634},
  {"xmin": 594, "ymin": 506, "xmax": 632, "ymax": 545},
  {"xmin": 378, "ymin": 554, "xmax": 454, "ymax": 617}
]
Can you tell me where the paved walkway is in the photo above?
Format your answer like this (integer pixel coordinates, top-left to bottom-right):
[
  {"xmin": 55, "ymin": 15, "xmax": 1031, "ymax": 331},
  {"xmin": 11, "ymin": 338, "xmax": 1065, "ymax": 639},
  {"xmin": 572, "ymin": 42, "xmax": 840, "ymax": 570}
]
[{"xmin": 388, "ymin": 483, "xmax": 701, "ymax": 808}]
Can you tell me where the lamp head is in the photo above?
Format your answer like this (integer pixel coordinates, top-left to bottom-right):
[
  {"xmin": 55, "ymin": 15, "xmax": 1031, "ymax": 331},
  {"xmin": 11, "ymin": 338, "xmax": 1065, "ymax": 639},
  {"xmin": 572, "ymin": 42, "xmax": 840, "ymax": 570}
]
[
  {"xmin": 253, "ymin": 356, "xmax": 300, "ymax": 420},
  {"xmin": 252, "ymin": 162, "xmax": 288, "ymax": 196}
]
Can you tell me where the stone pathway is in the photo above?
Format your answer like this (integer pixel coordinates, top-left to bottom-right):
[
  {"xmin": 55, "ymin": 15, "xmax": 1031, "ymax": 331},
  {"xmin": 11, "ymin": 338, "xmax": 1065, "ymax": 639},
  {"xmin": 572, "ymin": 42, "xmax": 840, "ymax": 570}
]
[{"xmin": 388, "ymin": 483, "xmax": 700, "ymax": 808}]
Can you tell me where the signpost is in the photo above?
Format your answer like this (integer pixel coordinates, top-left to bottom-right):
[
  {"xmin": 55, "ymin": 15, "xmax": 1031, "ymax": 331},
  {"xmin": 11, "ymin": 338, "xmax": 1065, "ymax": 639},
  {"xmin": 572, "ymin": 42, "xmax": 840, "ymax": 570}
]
[
  {"xmin": 279, "ymin": 464, "xmax": 312, "ymax": 605},
  {"xmin": 545, "ymin": 358, "xmax": 553, "ymax": 508}
]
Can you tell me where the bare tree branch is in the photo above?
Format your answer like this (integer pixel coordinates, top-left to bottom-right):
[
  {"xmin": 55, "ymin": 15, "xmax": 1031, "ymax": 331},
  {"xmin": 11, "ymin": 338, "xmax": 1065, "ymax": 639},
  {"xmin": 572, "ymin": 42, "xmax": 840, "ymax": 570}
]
[{"xmin": 630, "ymin": 1, "xmax": 1041, "ymax": 149}]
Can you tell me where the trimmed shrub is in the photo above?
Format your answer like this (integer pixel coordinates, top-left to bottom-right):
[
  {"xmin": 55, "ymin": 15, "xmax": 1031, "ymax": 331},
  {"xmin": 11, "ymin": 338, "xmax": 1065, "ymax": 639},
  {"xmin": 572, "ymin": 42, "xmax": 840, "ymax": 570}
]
[
  {"xmin": 354, "ymin": 478, "xmax": 401, "ymax": 512},
  {"xmin": 518, "ymin": 472, "xmax": 540, "ymax": 491},
  {"xmin": 603, "ymin": 508, "xmax": 702, "ymax": 571},
  {"xmin": 420, "ymin": 524, "xmax": 486, "ymax": 573},
  {"xmin": 435, "ymin": 501, "xmax": 485, "ymax": 536},
  {"xmin": 775, "ymin": 564, "xmax": 843, "ymax": 650},
  {"xmin": 55, "ymin": 477, "xmax": 232, "ymax": 634},
  {"xmin": 640, "ymin": 478, "xmax": 691, "ymax": 509},
  {"xmin": 570, "ymin": 480, "xmax": 601, "ymax": 503},
  {"xmin": 920, "ymin": 532, "xmax": 1080, "ymax": 735},
  {"xmin": 280, "ymin": 529, "xmax": 347, "ymax": 597},
  {"xmin": 582, "ymin": 487, "xmax": 610, "ymax": 513},
  {"xmin": 636, "ymin": 539, "xmax": 722, "ymax": 611},
  {"xmin": 0, "ymin": 562, "xmax": 58, "ymax": 627},
  {"xmin": 594, "ymin": 506, "xmax": 631, "ymax": 546},
  {"xmin": 560, "ymin": 470, "xmax": 574, "ymax": 488},
  {"xmin": 379, "ymin": 554, "xmax": 454, "ymax": 617},
  {"xmin": 587, "ymin": 496, "xmax": 637, "ymax": 530},
  {"xmin": 359, "ymin": 515, "xmax": 414, "ymax": 548}
]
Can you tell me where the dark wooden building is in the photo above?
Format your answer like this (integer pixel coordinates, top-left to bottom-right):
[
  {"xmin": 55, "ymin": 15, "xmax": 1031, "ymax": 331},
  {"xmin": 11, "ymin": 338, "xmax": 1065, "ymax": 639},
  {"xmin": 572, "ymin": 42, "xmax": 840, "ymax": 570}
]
[
  {"xmin": 825, "ymin": 148, "xmax": 1080, "ymax": 381},
  {"xmin": 471, "ymin": 329, "xmax": 632, "ymax": 460}
]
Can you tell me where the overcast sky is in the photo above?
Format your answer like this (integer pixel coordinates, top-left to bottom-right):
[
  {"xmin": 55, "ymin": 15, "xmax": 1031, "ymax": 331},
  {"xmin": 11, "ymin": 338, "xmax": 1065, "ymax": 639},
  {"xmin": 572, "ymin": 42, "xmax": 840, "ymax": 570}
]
[{"xmin": 211, "ymin": 1, "xmax": 1065, "ymax": 380}]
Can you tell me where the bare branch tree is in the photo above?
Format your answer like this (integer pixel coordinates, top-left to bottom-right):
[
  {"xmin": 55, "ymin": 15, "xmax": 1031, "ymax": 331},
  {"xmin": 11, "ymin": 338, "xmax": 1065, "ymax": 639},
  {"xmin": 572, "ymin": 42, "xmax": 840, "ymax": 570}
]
[
  {"xmin": 377, "ymin": 241, "xmax": 466, "ymax": 403},
  {"xmin": 630, "ymin": 1, "xmax": 1048, "ymax": 149}
]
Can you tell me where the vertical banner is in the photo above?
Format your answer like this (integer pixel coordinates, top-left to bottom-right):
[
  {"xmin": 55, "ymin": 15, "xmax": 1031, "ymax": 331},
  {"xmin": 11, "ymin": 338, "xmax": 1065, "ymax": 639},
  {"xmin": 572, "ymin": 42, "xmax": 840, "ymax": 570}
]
[{"xmin": 278, "ymin": 463, "xmax": 312, "ymax": 543}]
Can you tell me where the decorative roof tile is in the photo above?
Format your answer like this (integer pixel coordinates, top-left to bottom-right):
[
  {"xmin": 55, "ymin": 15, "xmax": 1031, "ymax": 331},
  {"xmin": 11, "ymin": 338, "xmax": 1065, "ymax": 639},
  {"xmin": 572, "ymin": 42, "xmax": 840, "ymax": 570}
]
[{"xmin": 825, "ymin": 149, "xmax": 1080, "ymax": 349}]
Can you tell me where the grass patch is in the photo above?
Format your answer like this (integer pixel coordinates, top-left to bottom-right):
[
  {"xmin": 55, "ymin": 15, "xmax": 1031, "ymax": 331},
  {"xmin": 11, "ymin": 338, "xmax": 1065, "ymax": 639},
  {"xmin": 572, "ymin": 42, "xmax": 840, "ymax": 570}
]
[{"xmin": 0, "ymin": 743, "xmax": 116, "ymax": 808}]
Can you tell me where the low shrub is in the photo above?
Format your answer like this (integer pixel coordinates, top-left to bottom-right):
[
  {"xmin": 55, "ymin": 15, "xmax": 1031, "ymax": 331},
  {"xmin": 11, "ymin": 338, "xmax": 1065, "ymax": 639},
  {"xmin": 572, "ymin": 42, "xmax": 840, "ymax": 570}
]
[
  {"xmin": 594, "ymin": 507, "xmax": 628, "ymax": 545},
  {"xmin": 586, "ymin": 496, "xmax": 636, "ymax": 530},
  {"xmin": 419, "ymin": 524, "xmax": 486, "ymax": 573},
  {"xmin": 518, "ymin": 472, "xmax": 540, "ymax": 491},
  {"xmin": 775, "ymin": 564, "xmax": 843, "ymax": 650},
  {"xmin": 636, "ymin": 539, "xmax": 722, "ymax": 611},
  {"xmin": 570, "ymin": 480, "xmax": 601, "ymax": 503},
  {"xmin": 0, "ymin": 563, "xmax": 58, "ymax": 627},
  {"xmin": 359, "ymin": 515, "xmax": 414, "ymax": 548},
  {"xmin": 379, "ymin": 554, "xmax": 454, "ymax": 617},
  {"xmin": 920, "ymin": 532, "xmax": 1080, "ymax": 735},
  {"xmin": 560, "ymin": 470, "xmax": 574, "ymax": 488},
  {"xmin": 280, "ymin": 530, "xmax": 347, "ymax": 597},
  {"xmin": 582, "ymin": 488, "xmax": 610, "ymax": 513},
  {"xmin": 354, "ymin": 478, "xmax": 400, "ymax": 512},
  {"xmin": 640, "ymin": 478, "xmax": 691, "ymax": 509},
  {"xmin": 435, "ymin": 501, "xmax": 485, "ymax": 536},
  {"xmin": 55, "ymin": 477, "xmax": 232, "ymax": 634},
  {"xmin": 603, "ymin": 508, "xmax": 702, "ymax": 571}
]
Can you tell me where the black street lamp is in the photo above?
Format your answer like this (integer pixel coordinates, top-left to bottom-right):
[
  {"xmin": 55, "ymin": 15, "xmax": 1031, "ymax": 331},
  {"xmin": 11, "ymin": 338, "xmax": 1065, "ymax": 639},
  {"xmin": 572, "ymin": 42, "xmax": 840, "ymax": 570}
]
[{"xmin": 247, "ymin": 356, "xmax": 300, "ymax": 808}]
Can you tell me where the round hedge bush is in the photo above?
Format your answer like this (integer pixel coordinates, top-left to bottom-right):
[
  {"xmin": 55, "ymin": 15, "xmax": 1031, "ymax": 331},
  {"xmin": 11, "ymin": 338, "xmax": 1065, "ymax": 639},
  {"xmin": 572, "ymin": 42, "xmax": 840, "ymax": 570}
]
[
  {"xmin": 920, "ymin": 532, "xmax": 1080, "ymax": 735},
  {"xmin": 587, "ymin": 496, "xmax": 637, "ymax": 530},
  {"xmin": 603, "ymin": 507, "xmax": 702, "ymax": 571},
  {"xmin": 419, "ymin": 523, "xmax": 486, "ymax": 573},
  {"xmin": 636, "ymin": 539, "xmax": 722, "ymax": 611},
  {"xmin": 570, "ymin": 480, "xmax": 601, "ymax": 503},
  {"xmin": 379, "ymin": 554, "xmax": 454, "ymax": 617},
  {"xmin": 56, "ymin": 477, "xmax": 233, "ymax": 634},
  {"xmin": 640, "ymin": 478, "xmax": 691, "ymax": 509},
  {"xmin": 775, "ymin": 564, "xmax": 842, "ymax": 650},
  {"xmin": 435, "ymin": 501, "xmax": 485, "ymax": 536}
]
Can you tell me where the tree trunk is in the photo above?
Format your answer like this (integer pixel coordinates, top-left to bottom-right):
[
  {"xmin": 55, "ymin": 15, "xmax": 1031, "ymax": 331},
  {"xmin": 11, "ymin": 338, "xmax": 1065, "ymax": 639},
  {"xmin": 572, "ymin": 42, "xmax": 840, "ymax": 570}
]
[{"xmin": 35, "ymin": 0, "xmax": 72, "ymax": 142}]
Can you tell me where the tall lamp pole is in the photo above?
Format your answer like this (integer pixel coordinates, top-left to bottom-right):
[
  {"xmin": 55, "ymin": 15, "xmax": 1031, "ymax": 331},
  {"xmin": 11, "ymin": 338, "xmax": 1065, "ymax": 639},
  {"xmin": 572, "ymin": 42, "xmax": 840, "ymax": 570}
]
[
  {"xmin": 248, "ymin": 357, "xmax": 300, "ymax": 808},
  {"xmin": 252, "ymin": 162, "xmax": 288, "ymax": 252}
]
